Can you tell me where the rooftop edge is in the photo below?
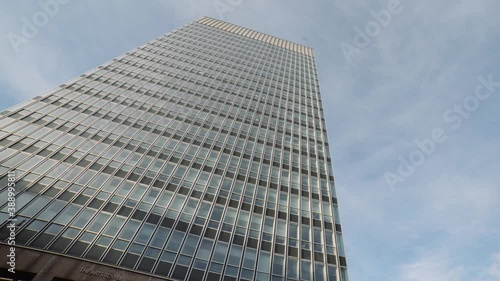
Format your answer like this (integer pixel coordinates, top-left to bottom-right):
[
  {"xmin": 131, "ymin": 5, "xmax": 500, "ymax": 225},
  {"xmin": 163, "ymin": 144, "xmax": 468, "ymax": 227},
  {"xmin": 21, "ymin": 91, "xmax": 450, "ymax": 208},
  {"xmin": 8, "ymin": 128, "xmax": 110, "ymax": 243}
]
[{"xmin": 195, "ymin": 16, "xmax": 314, "ymax": 57}]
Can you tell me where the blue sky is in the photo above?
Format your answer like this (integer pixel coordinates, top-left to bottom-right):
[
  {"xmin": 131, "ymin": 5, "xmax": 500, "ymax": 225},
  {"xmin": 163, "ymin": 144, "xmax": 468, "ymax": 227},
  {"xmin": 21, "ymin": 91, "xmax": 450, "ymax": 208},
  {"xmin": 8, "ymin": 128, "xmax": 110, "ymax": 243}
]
[{"xmin": 1, "ymin": 1, "xmax": 500, "ymax": 280}]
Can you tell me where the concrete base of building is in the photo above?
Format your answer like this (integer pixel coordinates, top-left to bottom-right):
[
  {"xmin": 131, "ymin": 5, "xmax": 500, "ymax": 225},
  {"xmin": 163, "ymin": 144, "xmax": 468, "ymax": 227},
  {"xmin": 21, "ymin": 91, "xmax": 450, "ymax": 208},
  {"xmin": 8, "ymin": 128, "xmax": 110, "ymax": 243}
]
[{"xmin": 0, "ymin": 244, "xmax": 175, "ymax": 281}]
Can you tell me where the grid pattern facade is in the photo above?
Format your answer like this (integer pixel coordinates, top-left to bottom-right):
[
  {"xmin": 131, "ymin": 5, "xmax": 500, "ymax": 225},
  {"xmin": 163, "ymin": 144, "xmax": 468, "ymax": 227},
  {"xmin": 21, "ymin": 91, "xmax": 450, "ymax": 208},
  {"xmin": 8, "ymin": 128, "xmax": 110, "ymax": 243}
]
[{"xmin": 0, "ymin": 17, "xmax": 348, "ymax": 281}]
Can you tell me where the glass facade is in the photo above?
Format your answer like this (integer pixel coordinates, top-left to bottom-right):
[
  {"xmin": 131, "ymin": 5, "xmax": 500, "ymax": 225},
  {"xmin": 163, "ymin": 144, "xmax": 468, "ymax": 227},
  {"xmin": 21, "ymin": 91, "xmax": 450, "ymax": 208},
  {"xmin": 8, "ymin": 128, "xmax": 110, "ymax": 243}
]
[{"xmin": 0, "ymin": 17, "xmax": 348, "ymax": 281}]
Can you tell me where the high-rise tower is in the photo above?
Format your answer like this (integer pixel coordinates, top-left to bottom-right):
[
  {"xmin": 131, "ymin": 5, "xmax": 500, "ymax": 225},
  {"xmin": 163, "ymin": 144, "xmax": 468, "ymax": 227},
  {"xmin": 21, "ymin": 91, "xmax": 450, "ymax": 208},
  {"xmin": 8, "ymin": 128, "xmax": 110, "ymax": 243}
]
[{"xmin": 0, "ymin": 17, "xmax": 348, "ymax": 281}]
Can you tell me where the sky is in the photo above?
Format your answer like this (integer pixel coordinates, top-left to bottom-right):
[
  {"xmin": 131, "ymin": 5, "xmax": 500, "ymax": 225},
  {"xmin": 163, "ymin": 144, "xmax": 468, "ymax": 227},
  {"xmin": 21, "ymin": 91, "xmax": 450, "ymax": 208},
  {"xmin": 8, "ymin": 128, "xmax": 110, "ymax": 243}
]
[{"xmin": 1, "ymin": 0, "xmax": 499, "ymax": 280}]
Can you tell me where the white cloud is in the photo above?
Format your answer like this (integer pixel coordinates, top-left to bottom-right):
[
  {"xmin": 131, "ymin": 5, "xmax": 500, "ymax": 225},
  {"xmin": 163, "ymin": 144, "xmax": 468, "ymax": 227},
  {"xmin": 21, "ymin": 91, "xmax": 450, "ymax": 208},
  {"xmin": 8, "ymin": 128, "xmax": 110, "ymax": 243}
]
[
  {"xmin": 401, "ymin": 251, "xmax": 500, "ymax": 281},
  {"xmin": 401, "ymin": 255, "xmax": 464, "ymax": 281},
  {"xmin": 488, "ymin": 252, "xmax": 500, "ymax": 280}
]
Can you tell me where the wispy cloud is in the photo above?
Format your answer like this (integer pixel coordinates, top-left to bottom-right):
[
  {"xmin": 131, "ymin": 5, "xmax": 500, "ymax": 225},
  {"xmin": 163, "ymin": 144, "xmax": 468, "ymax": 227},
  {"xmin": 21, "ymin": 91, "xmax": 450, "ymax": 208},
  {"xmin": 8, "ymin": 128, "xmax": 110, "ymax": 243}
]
[
  {"xmin": 488, "ymin": 252, "xmax": 500, "ymax": 280},
  {"xmin": 401, "ymin": 251, "xmax": 500, "ymax": 281},
  {"xmin": 401, "ymin": 254, "xmax": 464, "ymax": 281}
]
